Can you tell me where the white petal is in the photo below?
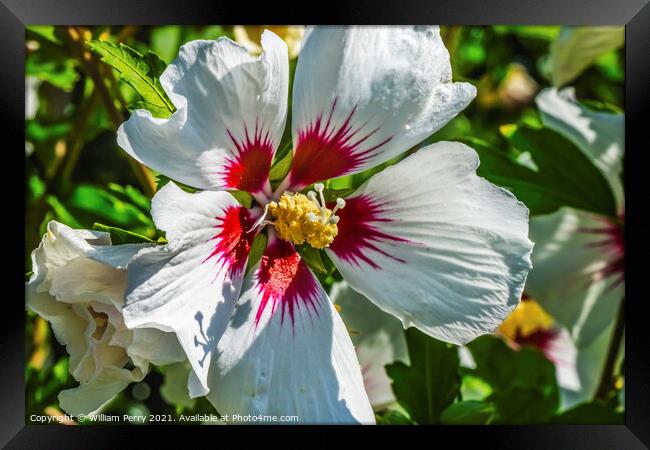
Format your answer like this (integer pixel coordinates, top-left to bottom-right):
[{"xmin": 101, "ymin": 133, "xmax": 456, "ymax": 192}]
[
  {"xmin": 123, "ymin": 183, "xmax": 256, "ymax": 396},
  {"xmin": 458, "ymin": 346, "xmax": 477, "ymax": 369},
  {"xmin": 38, "ymin": 225, "xmax": 149, "ymax": 308},
  {"xmin": 330, "ymin": 281, "xmax": 408, "ymax": 409},
  {"xmin": 117, "ymin": 32, "xmax": 288, "ymax": 193},
  {"xmin": 287, "ymin": 26, "xmax": 476, "ymax": 189},
  {"xmin": 58, "ymin": 366, "xmax": 145, "ymax": 416},
  {"xmin": 526, "ymin": 207, "xmax": 624, "ymax": 347},
  {"xmin": 128, "ymin": 328, "xmax": 186, "ymax": 366},
  {"xmin": 545, "ymin": 327, "xmax": 581, "ymax": 394},
  {"xmin": 326, "ymin": 141, "xmax": 533, "ymax": 345},
  {"xmin": 559, "ymin": 322, "xmax": 623, "ymax": 410},
  {"xmin": 550, "ymin": 26, "xmax": 624, "ymax": 87},
  {"xmin": 26, "ymin": 286, "xmax": 89, "ymax": 377},
  {"xmin": 207, "ymin": 239, "xmax": 374, "ymax": 424},
  {"xmin": 536, "ymin": 87, "xmax": 624, "ymax": 209}
]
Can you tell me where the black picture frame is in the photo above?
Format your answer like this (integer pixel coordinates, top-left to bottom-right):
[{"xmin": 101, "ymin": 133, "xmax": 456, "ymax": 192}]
[{"xmin": 5, "ymin": 0, "xmax": 648, "ymax": 447}]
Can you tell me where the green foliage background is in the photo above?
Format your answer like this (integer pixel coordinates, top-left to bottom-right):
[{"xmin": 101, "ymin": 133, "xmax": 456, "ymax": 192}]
[{"xmin": 25, "ymin": 25, "xmax": 624, "ymax": 425}]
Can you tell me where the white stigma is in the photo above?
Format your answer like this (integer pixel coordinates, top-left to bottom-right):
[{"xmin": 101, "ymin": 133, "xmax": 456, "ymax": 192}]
[
  {"xmin": 247, "ymin": 203, "xmax": 273, "ymax": 233},
  {"xmin": 331, "ymin": 198, "xmax": 346, "ymax": 215},
  {"xmin": 329, "ymin": 197, "xmax": 346, "ymax": 224},
  {"xmin": 307, "ymin": 183, "xmax": 346, "ymax": 225}
]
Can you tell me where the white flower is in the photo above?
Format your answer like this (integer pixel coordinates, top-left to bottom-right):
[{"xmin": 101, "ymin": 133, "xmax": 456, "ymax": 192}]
[
  {"xmin": 526, "ymin": 87, "xmax": 624, "ymax": 407},
  {"xmin": 25, "ymin": 221, "xmax": 185, "ymax": 416},
  {"xmin": 117, "ymin": 26, "xmax": 533, "ymax": 423}
]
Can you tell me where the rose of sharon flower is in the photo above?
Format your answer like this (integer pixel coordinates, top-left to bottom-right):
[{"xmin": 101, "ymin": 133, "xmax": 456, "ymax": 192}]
[
  {"xmin": 117, "ymin": 26, "xmax": 533, "ymax": 423},
  {"xmin": 25, "ymin": 221, "xmax": 185, "ymax": 416},
  {"xmin": 526, "ymin": 87, "xmax": 624, "ymax": 407}
]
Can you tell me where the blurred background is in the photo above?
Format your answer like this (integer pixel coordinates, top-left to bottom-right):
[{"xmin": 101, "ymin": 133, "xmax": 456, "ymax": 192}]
[{"xmin": 25, "ymin": 25, "xmax": 624, "ymax": 425}]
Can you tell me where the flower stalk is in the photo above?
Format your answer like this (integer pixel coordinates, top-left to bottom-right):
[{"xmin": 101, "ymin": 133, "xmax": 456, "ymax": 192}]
[
  {"xmin": 594, "ymin": 296, "xmax": 625, "ymax": 402},
  {"xmin": 61, "ymin": 26, "xmax": 157, "ymax": 197}
]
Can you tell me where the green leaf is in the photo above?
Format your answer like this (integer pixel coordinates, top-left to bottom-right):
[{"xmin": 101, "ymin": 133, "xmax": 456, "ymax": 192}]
[
  {"xmin": 27, "ymin": 26, "xmax": 62, "ymax": 45},
  {"xmin": 228, "ymin": 190, "xmax": 254, "ymax": 209},
  {"xmin": 87, "ymin": 40, "xmax": 175, "ymax": 118},
  {"xmin": 150, "ymin": 26, "xmax": 183, "ymax": 64},
  {"xmin": 107, "ymin": 183, "xmax": 151, "ymax": 212},
  {"xmin": 45, "ymin": 195, "xmax": 81, "ymax": 228},
  {"xmin": 52, "ymin": 357, "xmax": 70, "ymax": 384},
  {"xmin": 26, "ymin": 120, "xmax": 72, "ymax": 143},
  {"xmin": 155, "ymin": 174, "xmax": 172, "ymax": 191},
  {"xmin": 269, "ymin": 147, "xmax": 293, "ymax": 182},
  {"xmin": 295, "ymin": 245, "xmax": 327, "ymax": 274},
  {"xmin": 467, "ymin": 125, "xmax": 616, "ymax": 216},
  {"xmin": 93, "ymin": 223, "xmax": 154, "ymax": 245},
  {"xmin": 490, "ymin": 385, "xmax": 558, "ymax": 424},
  {"xmin": 550, "ymin": 401, "xmax": 624, "ymax": 424},
  {"xmin": 159, "ymin": 362, "xmax": 196, "ymax": 410},
  {"xmin": 580, "ymin": 98, "xmax": 623, "ymax": 114},
  {"xmin": 246, "ymin": 233, "xmax": 268, "ymax": 274},
  {"xmin": 322, "ymin": 187, "xmax": 356, "ymax": 203},
  {"xmin": 70, "ymin": 184, "xmax": 152, "ymax": 227},
  {"xmin": 155, "ymin": 175, "xmax": 197, "ymax": 193},
  {"xmin": 376, "ymin": 410, "xmax": 415, "ymax": 425},
  {"xmin": 28, "ymin": 174, "xmax": 46, "ymax": 199},
  {"xmin": 460, "ymin": 374, "xmax": 493, "ymax": 401},
  {"xmin": 467, "ymin": 336, "xmax": 558, "ymax": 392},
  {"xmin": 466, "ymin": 336, "xmax": 560, "ymax": 423},
  {"xmin": 386, "ymin": 328, "xmax": 460, "ymax": 424},
  {"xmin": 26, "ymin": 51, "xmax": 78, "ymax": 91},
  {"xmin": 440, "ymin": 400, "xmax": 495, "ymax": 425},
  {"xmin": 493, "ymin": 25, "xmax": 561, "ymax": 41}
]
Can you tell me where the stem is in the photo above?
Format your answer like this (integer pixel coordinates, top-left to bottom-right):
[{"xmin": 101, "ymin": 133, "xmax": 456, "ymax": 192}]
[
  {"xmin": 59, "ymin": 90, "xmax": 99, "ymax": 184},
  {"xmin": 62, "ymin": 26, "xmax": 156, "ymax": 198},
  {"xmin": 594, "ymin": 296, "xmax": 625, "ymax": 402}
]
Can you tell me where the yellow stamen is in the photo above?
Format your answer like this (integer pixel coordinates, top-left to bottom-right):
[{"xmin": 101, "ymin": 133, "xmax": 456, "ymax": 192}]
[
  {"xmin": 268, "ymin": 192, "xmax": 339, "ymax": 249},
  {"xmin": 499, "ymin": 299, "xmax": 554, "ymax": 339}
]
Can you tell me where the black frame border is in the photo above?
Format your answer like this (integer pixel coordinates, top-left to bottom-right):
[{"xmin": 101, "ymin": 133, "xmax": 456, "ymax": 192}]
[{"xmin": 5, "ymin": 0, "xmax": 649, "ymax": 447}]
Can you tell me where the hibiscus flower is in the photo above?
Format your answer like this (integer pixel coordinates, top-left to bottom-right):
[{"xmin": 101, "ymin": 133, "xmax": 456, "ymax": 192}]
[
  {"xmin": 525, "ymin": 87, "xmax": 624, "ymax": 407},
  {"xmin": 116, "ymin": 26, "xmax": 533, "ymax": 423},
  {"xmin": 25, "ymin": 221, "xmax": 184, "ymax": 416}
]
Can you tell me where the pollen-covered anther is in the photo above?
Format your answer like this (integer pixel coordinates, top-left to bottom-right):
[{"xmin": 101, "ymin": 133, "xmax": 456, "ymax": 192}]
[{"xmin": 267, "ymin": 188, "xmax": 346, "ymax": 249}]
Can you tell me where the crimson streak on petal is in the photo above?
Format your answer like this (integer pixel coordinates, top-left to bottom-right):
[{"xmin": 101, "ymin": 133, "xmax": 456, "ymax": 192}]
[
  {"xmin": 288, "ymin": 99, "xmax": 392, "ymax": 189},
  {"xmin": 204, "ymin": 206, "xmax": 256, "ymax": 276},
  {"xmin": 222, "ymin": 120, "xmax": 275, "ymax": 193},
  {"xmin": 329, "ymin": 195, "xmax": 408, "ymax": 270},
  {"xmin": 578, "ymin": 212, "xmax": 625, "ymax": 290},
  {"xmin": 255, "ymin": 239, "xmax": 321, "ymax": 327}
]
